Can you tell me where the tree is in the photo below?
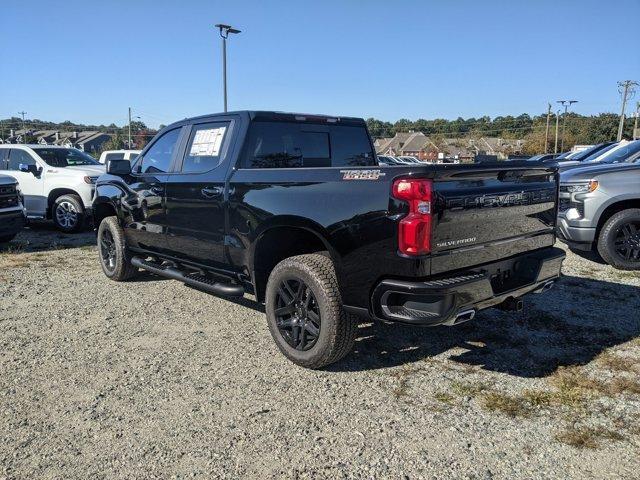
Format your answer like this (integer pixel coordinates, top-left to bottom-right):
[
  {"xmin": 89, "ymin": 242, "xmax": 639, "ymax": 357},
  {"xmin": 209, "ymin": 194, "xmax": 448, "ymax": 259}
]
[{"xmin": 102, "ymin": 132, "xmax": 125, "ymax": 151}]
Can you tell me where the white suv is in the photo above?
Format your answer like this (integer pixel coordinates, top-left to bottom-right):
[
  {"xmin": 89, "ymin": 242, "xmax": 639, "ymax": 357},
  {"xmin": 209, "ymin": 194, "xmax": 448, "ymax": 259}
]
[{"xmin": 0, "ymin": 145, "xmax": 105, "ymax": 232}]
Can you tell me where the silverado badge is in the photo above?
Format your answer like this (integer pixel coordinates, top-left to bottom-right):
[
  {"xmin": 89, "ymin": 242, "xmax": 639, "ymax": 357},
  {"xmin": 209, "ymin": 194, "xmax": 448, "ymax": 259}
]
[{"xmin": 340, "ymin": 169, "xmax": 386, "ymax": 181}]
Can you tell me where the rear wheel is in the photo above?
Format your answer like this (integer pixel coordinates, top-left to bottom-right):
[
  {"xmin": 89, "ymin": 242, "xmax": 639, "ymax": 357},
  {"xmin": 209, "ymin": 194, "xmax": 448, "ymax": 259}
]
[
  {"xmin": 97, "ymin": 216, "xmax": 138, "ymax": 281},
  {"xmin": 265, "ymin": 253, "xmax": 358, "ymax": 369},
  {"xmin": 597, "ymin": 208, "xmax": 640, "ymax": 270},
  {"xmin": 52, "ymin": 194, "xmax": 85, "ymax": 232}
]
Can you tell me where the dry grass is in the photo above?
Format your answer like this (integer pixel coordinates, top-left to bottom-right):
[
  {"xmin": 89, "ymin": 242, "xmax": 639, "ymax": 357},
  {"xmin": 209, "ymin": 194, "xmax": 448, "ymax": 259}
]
[
  {"xmin": 609, "ymin": 377, "xmax": 640, "ymax": 395},
  {"xmin": 555, "ymin": 426, "xmax": 625, "ymax": 449},
  {"xmin": 482, "ymin": 392, "xmax": 531, "ymax": 418},
  {"xmin": 450, "ymin": 381, "xmax": 491, "ymax": 398},
  {"xmin": 597, "ymin": 352, "xmax": 639, "ymax": 373},
  {"xmin": 521, "ymin": 389, "xmax": 556, "ymax": 408},
  {"xmin": 433, "ymin": 392, "xmax": 455, "ymax": 404},
  {"xmin": 549, "ymin": 366, "xmax": 607, "ymax": 397},
  {"xmin": 391, "ymin": 366, "xmax": 424, "ymax": 400}
]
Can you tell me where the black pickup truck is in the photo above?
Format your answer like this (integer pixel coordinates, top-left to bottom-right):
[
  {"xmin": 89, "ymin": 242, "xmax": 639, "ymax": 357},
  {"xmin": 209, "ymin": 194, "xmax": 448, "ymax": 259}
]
[{"xmin": 93, "ymin": 111, "xmax": 564, "ymax": 368}]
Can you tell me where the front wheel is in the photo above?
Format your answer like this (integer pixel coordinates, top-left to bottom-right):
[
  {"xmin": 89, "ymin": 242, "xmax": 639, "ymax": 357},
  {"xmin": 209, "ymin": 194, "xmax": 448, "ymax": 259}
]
[
  {"xmin": 265, "ymin": 253, "xmax": 358, "ymax": 369},
  {"xmin": 53, "ymin": 194, "xmax": 85, "ymax": 232},
  {"xmin": 97, "ymin": 216, "xmax": 138, "ymax": 281},
  {"xmin": 597, "ymin": 208, "xmax": 640, "ymax": 270}
]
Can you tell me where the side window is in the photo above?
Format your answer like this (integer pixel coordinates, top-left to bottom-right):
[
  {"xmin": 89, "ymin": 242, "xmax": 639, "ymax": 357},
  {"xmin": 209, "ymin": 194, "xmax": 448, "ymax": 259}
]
[
  {"xmin": 243, "ymin": 122, "xmax": 331, "ymax": 168},
  {"xmin": 330, "ymin": 126, "xmax": 375, "ymax": 167},
  {"xmin": 137, "ymin": 128, "xmax": 181, "ymax": 174},
  {"xmin": 7, "ymin": 149, "xmax": 37, "ymax": 170},
  {"xmin": 181, "ymin": 122, "xmax": 229, "ymax": 173}
]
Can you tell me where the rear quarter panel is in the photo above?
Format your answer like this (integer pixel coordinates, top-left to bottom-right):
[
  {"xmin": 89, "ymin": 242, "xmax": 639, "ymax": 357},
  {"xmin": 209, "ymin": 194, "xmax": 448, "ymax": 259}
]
[{"xmin": 227, "ymin": 167, "xmax": 428, "ymax": 307}]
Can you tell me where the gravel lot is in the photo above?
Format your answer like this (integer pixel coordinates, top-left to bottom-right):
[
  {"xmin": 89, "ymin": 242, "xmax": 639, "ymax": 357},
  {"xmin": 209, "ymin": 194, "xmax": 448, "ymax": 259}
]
[{"xmin": 1, "ymin": 224, "xmax": 639, "ymax": 479}]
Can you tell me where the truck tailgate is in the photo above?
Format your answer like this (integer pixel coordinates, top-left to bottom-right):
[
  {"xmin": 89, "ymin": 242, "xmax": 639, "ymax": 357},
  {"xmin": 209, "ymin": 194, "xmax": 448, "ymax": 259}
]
[{"xmin": 430, "ymin": 165, "xmax": 558, "ymax": 274}]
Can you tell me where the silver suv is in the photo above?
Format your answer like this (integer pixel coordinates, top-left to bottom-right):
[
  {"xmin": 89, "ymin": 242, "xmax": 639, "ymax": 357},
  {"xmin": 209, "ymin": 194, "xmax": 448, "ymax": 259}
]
[{"xmin": 557, "ymin": 162, "xmax": 640, "ymax": 269}]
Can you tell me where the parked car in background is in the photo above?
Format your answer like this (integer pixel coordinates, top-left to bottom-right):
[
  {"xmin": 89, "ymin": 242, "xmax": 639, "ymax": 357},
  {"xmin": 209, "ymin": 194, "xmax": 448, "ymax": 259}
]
[
  {"xmin": 0, "ymin": 145, "xmax": 105, "ymax": 232},
  {"xmin": 377, "ymin": 155, "xmax": 403, "ymax": 166},
  {"xmin": 0, "ymin": 174, "xmax": 26, "ymax": 243},
  {"xmin": 398, "ymin": 155, "xmax": 422, "ymax": 164},
  {"xmin": 555, "ymin": 141, "xmax": 617, "ymax": 166},
  {"xmin": 93, "ymin": 110, "xmax": 563, "ymax": 369},
  {"xmin": 525, "ymin": 153, "xmax": 558, "ymax": 162},
  {"xmin": 557, "ymin": 162, "xmax": 640, "ymax": 269},
  {"xmin": 560, "ymin": 140, "xmax": 640, "ymax": 171},
  {"xmin": 98, "ymin": 150, "xmax": 141, "ymax": 164}
]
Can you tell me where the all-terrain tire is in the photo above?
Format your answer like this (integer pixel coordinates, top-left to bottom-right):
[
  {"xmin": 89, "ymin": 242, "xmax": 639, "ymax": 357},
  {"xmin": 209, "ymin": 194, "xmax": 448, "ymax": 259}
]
[
  {"xmin": 597, "ymin": 208, "xmax": 640, "ymax": 270},
  {"xmin": 52, "ymin": 194, "xmax": 85, "ymax": 233},
  {"xmin": 97, "ymin": 216, "xmax": 138, "ymax": 281},
  {"xmin": 265, "ymin": 253, "xmax": 358, "ymax": 369}
]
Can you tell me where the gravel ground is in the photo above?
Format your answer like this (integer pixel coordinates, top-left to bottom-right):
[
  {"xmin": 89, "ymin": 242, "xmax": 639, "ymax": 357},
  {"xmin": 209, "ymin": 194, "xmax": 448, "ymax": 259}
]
[{"xmin": 1, "ymin": 224, "xmax": 639, "ymax": 479}]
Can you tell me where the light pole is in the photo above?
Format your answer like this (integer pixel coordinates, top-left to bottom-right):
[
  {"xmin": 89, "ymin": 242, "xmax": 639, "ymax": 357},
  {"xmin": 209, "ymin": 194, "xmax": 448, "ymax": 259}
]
[
  {"xmin": 554, "ymin": 110, "xmax": 561, "ymax": 154},
  {"xmin": 557, "ymin": 100, "xmax": 577, "ymax": 152},
  {"xmin": 128, "ymin": 107, "xmax": 141, "ymax": 148},
  {"xmin": 18, "ymin": 111, "xmax": 27, "ymax": 143},
  {"xmin": 215, "ymin": 23, "xmax": 241, "ymax": 112}
]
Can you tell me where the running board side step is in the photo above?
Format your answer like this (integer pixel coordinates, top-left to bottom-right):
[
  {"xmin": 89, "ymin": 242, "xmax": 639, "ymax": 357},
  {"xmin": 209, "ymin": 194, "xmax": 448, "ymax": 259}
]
[{"xmin": 131, "ymin": 257, "xmax": 245, "ymax": 297}]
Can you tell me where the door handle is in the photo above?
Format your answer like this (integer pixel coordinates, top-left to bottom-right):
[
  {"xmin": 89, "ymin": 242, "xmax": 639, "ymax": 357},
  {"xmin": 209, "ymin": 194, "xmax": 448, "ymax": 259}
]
[{"xmin": 201, "ymin": 186, "xmax": 224, "ymax": 198}]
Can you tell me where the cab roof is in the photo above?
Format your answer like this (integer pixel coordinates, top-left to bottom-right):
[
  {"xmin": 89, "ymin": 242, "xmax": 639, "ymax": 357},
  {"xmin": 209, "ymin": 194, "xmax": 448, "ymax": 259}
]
[{"xmin": 166, "ymin": 110, "xmax": 367, "ymax": 130}]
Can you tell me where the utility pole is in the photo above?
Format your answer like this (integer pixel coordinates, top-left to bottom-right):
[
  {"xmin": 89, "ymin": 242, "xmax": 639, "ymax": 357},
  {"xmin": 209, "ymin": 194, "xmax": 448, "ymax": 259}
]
[
  {"xmin": 617, "ymin": 80, "xmax": 638, "ymax": 141},
  {"xmin": 554, "ymin": 110, "xmax": 560, "ymax": 154},
  {"xmin": 18, "ymin": 111, "xmax": 27, "ymax": 143},
  {"xmin": 634, "ymin": 101, "xmax": 640, "ymax": 140},
  {"xmin": 215, "ymin": 24, "xmax": 241, "ymax": 112},
  {"xmin": 557, "ymin": 100, "xmax": 577, "ymax": 152},
  {"xmin": 544, "ymin": 103, "xmax": 551, "ymax": 153},
  {"xmin": 128, "ymin": 107, "xmax": 132, "ymax": 148}
]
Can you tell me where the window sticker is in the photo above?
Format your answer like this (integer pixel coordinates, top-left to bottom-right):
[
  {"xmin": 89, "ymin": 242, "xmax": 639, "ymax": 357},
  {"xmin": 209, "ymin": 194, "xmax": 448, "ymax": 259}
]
[{"xmin": 189, "ymin": 127, "xmax": 227, "ymax": 156}]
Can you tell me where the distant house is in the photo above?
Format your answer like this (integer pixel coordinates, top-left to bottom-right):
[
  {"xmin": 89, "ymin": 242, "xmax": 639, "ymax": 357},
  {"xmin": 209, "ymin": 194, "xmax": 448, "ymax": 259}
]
[
  {"xmin": 375, "ymin": 131, "xmax": 439, "ymax": 160},
  {"xmin": 33, "ymin": 130, "xmax": 110, "ymax": 152}
]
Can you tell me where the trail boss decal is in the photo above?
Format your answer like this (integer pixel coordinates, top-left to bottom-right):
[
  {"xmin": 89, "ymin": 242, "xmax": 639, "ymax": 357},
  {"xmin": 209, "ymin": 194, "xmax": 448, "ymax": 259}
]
[{"xmin": 340, "ymin": 169, "xmax": 386, "ymax": 181}]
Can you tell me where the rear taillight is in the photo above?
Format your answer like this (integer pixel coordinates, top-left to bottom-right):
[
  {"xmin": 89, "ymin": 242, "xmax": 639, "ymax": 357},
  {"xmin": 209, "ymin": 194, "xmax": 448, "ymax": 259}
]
[{"xmin": 392, "ymin": 178, "xmax": 433, "ymax": 255}]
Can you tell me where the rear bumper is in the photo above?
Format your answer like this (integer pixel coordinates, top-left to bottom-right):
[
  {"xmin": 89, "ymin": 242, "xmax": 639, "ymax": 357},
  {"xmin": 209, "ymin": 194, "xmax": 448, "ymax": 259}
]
[
  {"xmin": 370, "ymin": 247, "xmax": 565, "ymax": 325},
  {"xmin": 0, "ymin": 209, "xmax": 27, "ymax": 237}
]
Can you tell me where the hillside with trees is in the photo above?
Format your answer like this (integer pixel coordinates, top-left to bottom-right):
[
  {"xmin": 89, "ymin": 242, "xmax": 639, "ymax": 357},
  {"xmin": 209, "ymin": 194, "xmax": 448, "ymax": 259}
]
[{"xmin": 366, "ymin": 113, "xmax": 635, "ymax": 155}]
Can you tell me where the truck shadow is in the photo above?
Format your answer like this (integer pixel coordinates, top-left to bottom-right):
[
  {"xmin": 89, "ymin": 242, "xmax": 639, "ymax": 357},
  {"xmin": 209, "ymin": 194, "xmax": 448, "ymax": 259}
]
[
  {"xmin": 1, "ymin": 222, "xmax": 95, "ymax": 253},
  {"xmin": 331, "ymin": 274, "xmax": 640, "ymax": 378}
]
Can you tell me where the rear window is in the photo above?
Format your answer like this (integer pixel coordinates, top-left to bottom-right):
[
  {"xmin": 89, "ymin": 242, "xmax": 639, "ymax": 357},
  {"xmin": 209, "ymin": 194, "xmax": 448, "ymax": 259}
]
[{"xmin": 242, "ymin": 121, "xmax": 374, "ymax": 168}]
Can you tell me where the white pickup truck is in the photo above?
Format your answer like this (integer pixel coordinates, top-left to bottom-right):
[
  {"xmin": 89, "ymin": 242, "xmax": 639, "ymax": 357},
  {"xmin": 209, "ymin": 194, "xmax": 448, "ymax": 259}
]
[
  {"xmin": 98, "ymin": 150, "xmax": 141, "ymax": 164},
  {"xmin": 0, "ymin": 145, "xmax": 104, "ymax": 232}
]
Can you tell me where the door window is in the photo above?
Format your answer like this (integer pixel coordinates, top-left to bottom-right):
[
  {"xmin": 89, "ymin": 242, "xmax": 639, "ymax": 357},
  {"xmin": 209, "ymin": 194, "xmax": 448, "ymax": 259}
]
[
  {"xmin": 137, "ymin": 128, "xmax": 181, "ymax": 174},
  {"xmin": 7, "ymin": 149, "xmax": 38, "ymax": 170},
  {"xmin": 181, "ymin": 122, "xmax": 229, "ymax": 173}
]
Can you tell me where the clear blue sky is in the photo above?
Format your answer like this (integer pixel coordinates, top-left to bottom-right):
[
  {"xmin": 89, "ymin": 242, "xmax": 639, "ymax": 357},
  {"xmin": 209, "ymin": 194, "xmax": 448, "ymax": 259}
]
[{"xmin": 1, "ymin": 0, "xmax": 638, "ymax": 128}]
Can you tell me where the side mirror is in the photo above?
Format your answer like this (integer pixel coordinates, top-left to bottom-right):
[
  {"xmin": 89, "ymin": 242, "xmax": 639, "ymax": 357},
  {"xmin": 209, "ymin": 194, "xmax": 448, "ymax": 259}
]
[
  {"xmin": 107, "ymin": 159, "xmax": 131, "ymax": 175},
  {"xmin": 19, "ymin": 163, "xmax": 41, "ymax": 176}
]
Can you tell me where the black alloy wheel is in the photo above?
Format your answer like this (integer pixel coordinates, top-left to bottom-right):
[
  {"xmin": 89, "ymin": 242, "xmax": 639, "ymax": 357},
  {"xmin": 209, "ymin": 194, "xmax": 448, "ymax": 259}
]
[
  {"xmin": 99, "ymin": 228, "xmax": 117, "ymax": 273},
  {"xmin": 613, "ymin": 221, "xmax": 640, "ymax": 262},
  {"xmin": 274, "ymin": 278, "xmax": 321, "ymax": 351}
]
